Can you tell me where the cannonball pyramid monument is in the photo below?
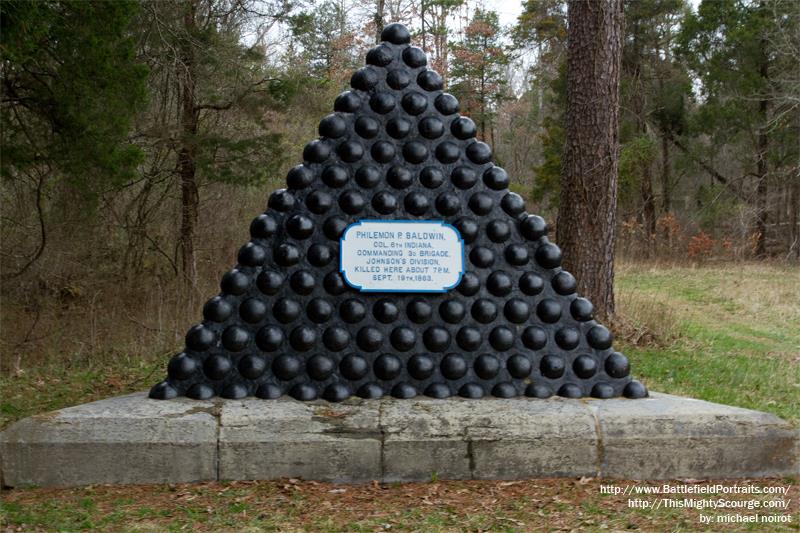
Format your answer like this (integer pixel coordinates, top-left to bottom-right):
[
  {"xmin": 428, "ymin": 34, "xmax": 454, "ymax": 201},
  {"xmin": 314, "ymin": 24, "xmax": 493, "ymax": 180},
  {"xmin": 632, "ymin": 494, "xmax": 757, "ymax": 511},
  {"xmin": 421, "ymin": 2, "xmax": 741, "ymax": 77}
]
[
  {"xmin": 149, "ymin": 23, "xmax": 647, "ymax": 403},
  {"xmin": 3, "ymin": 25, "xmax": 797, "ymax": 489}
]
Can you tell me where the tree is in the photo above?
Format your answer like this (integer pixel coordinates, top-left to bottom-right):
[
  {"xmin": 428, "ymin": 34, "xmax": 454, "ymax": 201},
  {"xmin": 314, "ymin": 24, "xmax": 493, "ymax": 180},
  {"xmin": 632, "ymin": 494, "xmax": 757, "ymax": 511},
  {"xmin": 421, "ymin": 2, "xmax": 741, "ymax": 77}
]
[
  {"xmin": 449, "ymin": 8, "xmax": 509, "ymax": 143},
  {"xmin": 677, "ymin": 0, "xmax": 799, "ymax": 257},
  {"xmin": 1, "ymin": 0, "xmax": 148, "ymax": 279},
  {"xmin": 134, "ymin": 0, "xmax": 291, "ymax": 283},
  {"xmin": 558, "ymin": 0, "xmax": 624, "ymax": 319}
]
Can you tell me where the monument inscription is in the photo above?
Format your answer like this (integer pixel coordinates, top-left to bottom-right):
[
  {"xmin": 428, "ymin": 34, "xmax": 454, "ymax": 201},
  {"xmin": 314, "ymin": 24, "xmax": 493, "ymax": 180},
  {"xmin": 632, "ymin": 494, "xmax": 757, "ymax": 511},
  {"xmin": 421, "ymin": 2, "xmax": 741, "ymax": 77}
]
[{"xmin": 340, "ymin": 220, "xmax": 464, "ymax": 292}]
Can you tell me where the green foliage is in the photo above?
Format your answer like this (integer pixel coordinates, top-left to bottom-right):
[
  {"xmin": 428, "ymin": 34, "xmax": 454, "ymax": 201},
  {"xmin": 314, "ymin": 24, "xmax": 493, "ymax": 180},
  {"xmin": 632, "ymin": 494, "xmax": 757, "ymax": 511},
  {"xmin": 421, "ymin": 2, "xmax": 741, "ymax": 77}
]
[
  {"xmin": 0, "ymin": 0, "xmax": 148, "ymax": 197},
  {"xmin": 448, "ymin": 9, "xmax": 510, "ymax": 138},
  {"xmin": 619, "ymin": 136, "xmax": 658, "ymax": 205}
]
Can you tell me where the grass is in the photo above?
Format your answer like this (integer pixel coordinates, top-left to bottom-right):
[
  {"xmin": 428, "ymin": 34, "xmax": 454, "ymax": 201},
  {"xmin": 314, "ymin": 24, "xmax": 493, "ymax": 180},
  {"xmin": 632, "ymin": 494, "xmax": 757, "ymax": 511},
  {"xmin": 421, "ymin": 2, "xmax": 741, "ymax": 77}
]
[
  {"xmin": 1, "ymin": 261, "xmax": 798, "ymax": 531},
  {"xmin": 2, "ymin": 478, "xmax": 798, "ymax": 532}
]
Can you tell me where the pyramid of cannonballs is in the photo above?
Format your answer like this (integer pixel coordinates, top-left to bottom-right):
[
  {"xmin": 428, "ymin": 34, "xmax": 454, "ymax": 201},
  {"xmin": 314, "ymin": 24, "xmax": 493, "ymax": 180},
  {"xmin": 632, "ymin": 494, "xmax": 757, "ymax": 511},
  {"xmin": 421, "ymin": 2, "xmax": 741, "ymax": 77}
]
[{"xmin": 149, "ymin": 23, "xmax": 648, "ymax": 402}]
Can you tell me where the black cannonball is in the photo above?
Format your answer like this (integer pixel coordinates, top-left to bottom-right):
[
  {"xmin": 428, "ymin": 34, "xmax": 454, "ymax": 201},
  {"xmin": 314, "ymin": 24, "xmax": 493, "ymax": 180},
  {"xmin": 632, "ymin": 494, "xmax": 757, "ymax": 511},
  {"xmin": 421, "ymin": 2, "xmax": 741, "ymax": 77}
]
[
  {"xmin": 407, "ymin": 298, "xmax": 433, "ymax": 323},
  {"xmin": 256, "ymin": 269, "xmax": 283, "ymax": 295},
  {"xmin": 273, "ymin": 298, "xmax": 301, "ymax": 323},
  {"xmin": 186, "ymin": 324, "xmax": 215, "ymax": 351},
  {"xmin": 492, "ymin": 382, "xmax": 517, "ymax": 398},
  {"xmin": 624, "ymin": 380, "xmax": 648, "ymax": 398},
  {"xmin": 456, "ymin": 326, "xmax": 482, "ymax": 351},
  {"xmin": 323, "ymin": 216, "xmax": 348, "ymax": 240},
  {"xmin": 570, "ymin": 297, "xmax": 594, "ymax": 321},
  {"xmin": 323, "ymin": 271, "xmax": 348, "ymax": 295},
  {"xmin": 468, "ymin": 192, "xmax": 494, "ymax": 215},
  {"xmin": 487, "ymin": 220, "xmax": 511, "ymax": 242},
  {"xmin": 390, "ymin": 326, "xmax": 416, "ymax": 351},
  {"xmin": 386, "ymin": 69, "xmax": 410, "ymax": 89},
  {"xmin": 552, "ymin": 271, "xmax": 577, "ymax": 295},
  {"xmin": 381, "ymin": 23, "xmax": 411, "ymax": 44},
  {"xmin": 371, "ymin": 140, "xmax": 396, "ymax": 163},
  {"xmin": 340, "ymin": 354, "xmax": 369, "ymax": 380},
  {"xmin": 469, "ymin": 246, "xmax": 495, "ymax": 268},
  {"xmin": 471, "ymin": 298, "xmax": 498, "ymax": 323},
  {"xmin": 586, "ymin": 325, "xmax": 613, "ymax": 350},
  {"xmin": 435, "ymin": 141, "xmax": 460, "ymax": 163},
  {"xmin": 604, "ymin": 352, "xmax": 630, "ymax": 378},
  {"xmin": 366, "ymin": 45, "xmax": 394, "ymax": 67},
  {"xmin": 451, "ymin": 166, "xmax": 477, "ymax": 189},
  {"xmin": 334, "ymin": 90, "xmax": 362, "ymax": 112},
  {"xmin": 356, "ymin": 326, "xmax": 383, "ymax": 351},
  {"xmin": 370, "ymin": 93, "xmax": 396, "ymax": 114},
  {"xmin": 355, "ymin": 165, "xmax": 381, "ymax": 188},
  {"xmin": 303, "ymin": 140, "xmax": 330, "ymax": 163},
  {"xmin": 322, "ymin": 383, "xmax": 351, "ymax": 402},
  {"xmin": 289, "ymin": 325, "xmax": 317, "ymax": 351},
  {"xmin": 454, "ymin": 217, "xmax": 479, "ymax": 243},
  {"xmin": 535, "ymin": 242, "xmax": 562, "ymax": 269},
  {"xmin": 149, "ymin": 381, "xmax": 179, "ymax": 400},
  {"xmin": 521, "ymin": 326, "xmax": 548, "ymax": 350},
  {"xmin": 435, "ymin": 93, "xmax": 459, "ymax": 115},
  {"xmin": 321, "ymin": 165, "xmax": 349, "ymax": 188},
  {"xmin": 373, "ymin": 299, "xmax": 399, "ymax": 323},
  {"xmin": 573, "ymin": 354, "xmax": 598, "ymax": 379},
  {"xmin": 306, "ymin": 190, "xmax": 333, "ymax": 214},
  {"xmin": 168, "ymin": 353, "xmax": 197, "ymax": 380},
  {"xmin": 187, "ymin": 383, "xmax": 215, "ymax": 400},
  {"xmin": 386, "ymin": 117, "xmax": 412, "ymax": 139},
  {"xmin": 319, "ymin": 113, "xmax": 347, "ymax": 138},
  {"xmin": 439, "ymin": 299, "xmax": 466, "ymax": 323},
  {"xmin": 404, "ymin": 191, "xmax": 429, "ymax": 215},
  {"xmin": 273, "ymin": 242, "xmax": 300, "ymax": 266},
  {"xmin": 238, "ymin": 354, "xmax": 266, "ymax": 379},
  {"xmin": 457, "ymin": 271, "xmax": 480, "ymax": 295},
  {"xmin": 558, "ymin": 383, "xmax": 583, "ymax": 398},
  {"xmin": 540, "ymin": 354, "xmax": 566, "ymax": 379},
  {"xmin": 441, "ymin": 353, "xmax": 468, "ymax": 379},
  {"xmin": 355, "ymin": 116, "xmax": 380, "ymax": 139},
  {"xmin": 307, "ymin": 354, "xmax": 335, "ymax": 380},
  {"xmin": 255, "ymin": 325, "xmax": 283, "ymax": 352},
  {"xmin": 423, "ymin": 326, "xmax": 451, "ymax": 352},
  {"xmin": 536, "ymin": 298, "xmax": 562, "ymax": 323},
  {"xmin": 451, "ymin": 116, "xmax": 477, "ymax": 140},
  {"xmin": 372, "ymin": 191, "xmax": 398, "ymax": 214},
  {"xmin": 525, "ymin": 383, "xmax": 553, "ymax": 399},
  {"xmin": 357, "ymin": 382, "xmax": 384, "ymax": 399},
  {"xmin": 306, "ymin": 298, "xmax": 333, "ymax": 323},
  {"xmin": 255, "ymin": 383, "xmax": 282, "ymax": 399},
  {"xmin": 350, "ymin": 67, "xmax": 379, "ymax": 91},
  {"xmin": 425, "ymin": 383, "xmax": 451, "ymax": 398},
  {"xmin": 483, "ymin": 166, "xmax": 509, "ymax": 190},
  {"xmin": 474, "ymin": 354, "xmax": 500, "ymax": 379},
  {"xmin": 459, "ymin": 383, "xmax": 484, "ymax": 399},
  {"xmin": 486, "ymin": 270, "xmax": 513, "ymax": 296},
  {"xmin": 507, "ymin": 354, "xmax": 532, "ymax": 379},
  {"xmin": 387, "ymin": 166, "xmax": 413, "ymax": 189},
  {"xmin": 466, "ymin": 141, "xmax": 492, "ymax": 164},
  {"xmin": 322, "ymin": 326, "xmax": 350, "ymax": 351},
  {"xmin": 520, "ymin": 214, "xmax": 548, "ymax": 240},
  {"xmin": 591, "ymin": 382, "xmax": 615, "ymax": 399},
  {"xmin": 250, "ymin": 213, "xmax": 278, "ymax": 239},
  {"xmin": 307, "ymin": 244, "xmax": 333, "ymax": 267},
  {"xmin": 402, "ymin": 141, "xmax": 428, "ymax": 164},
  {"xmin": 285, "ymin": 213, "xmax": 315, "ymax": 239},
  {"xmin": 273, "ymin": 354, "xmax": 302, "ymax": 380},
  {"xmin": 374, "ymin": 353, "xmax": 402, "ymax": 380},
  {"xmin": 501, "ymin": 192, "xmax": 525, "ymax": 216},
  {"xmin": 504, "ymin": 243, "xmax": 529, "ymax": 266},
  {"xmin": 435, "ymin": 192, "xmax": 460, "ymax": 216},
  {"xmin": 238, "ymin": 242, "xmax": 267, "ymax": 267},
  {"xmin": 401, "ymin": 91, "xmax": 427, "ymax": 115},
  {"xmin": 402, "ymin": 46, "xmax": 427, "ymax": 68},
  {"xmin": 417, "ymin": 70, "xmax": 443, "ymax": 91},
  {"xmin": 340, "ymin": 298, "xmax": 367, "ymax": 323},
  {"xmin": 489, "ymin": 326, "xmax": 514, "ymax": 351},
  {"xmin": 408, "ymin": 354, "xmax": 436, "ymax": 380},
  {"xmin": 420, "ymin": 166, "xmax": 445, "ymax": 188},
  {"xmin": 555, "ymin": 327, "xmax": 580, "ymax": 350},
  {"xmin": 239, "ymin": 297, "xmax": 267, "ymax": 323},
  {"xmin": 338, "ymin": 190, "xmax": 365, "ymax": 214},
  {"xmin": 204, "ymin": 296, "xmax": 233, "ymax": 322},
  {"xmin": 204, "ymin": 354, "xmax": 232, "ymax": 380},
  {"xmin": 392, "ymin": 382, "xmax": 417, "ymax": 399},
  {"xmin": 289, "ymin": 383, "xmax": 318, "ymax": 401},
  {"xmin": 503, "ymin": 298, "xmax": 531, "ymax": 323},
  {"xmin": 418, "ymin": 116, "xmax": 445, "ymax": 139}
]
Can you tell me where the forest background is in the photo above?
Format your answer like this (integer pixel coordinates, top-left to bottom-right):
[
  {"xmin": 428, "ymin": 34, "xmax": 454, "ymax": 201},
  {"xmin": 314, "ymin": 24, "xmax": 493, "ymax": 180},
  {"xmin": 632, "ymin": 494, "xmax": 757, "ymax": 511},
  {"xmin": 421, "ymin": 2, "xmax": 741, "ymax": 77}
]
[{"xmin": 1, "ymin": 0, "xmax": 798, "ymax": 379}]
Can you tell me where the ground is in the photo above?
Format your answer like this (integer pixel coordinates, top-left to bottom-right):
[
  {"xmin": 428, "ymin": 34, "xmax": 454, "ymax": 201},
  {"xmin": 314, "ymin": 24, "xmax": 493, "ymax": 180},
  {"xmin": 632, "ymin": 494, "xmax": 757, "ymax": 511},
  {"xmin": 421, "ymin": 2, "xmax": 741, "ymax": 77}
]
[{"xmin": 1, "ymin": 261, "xmax": 798, "ymax": 531}]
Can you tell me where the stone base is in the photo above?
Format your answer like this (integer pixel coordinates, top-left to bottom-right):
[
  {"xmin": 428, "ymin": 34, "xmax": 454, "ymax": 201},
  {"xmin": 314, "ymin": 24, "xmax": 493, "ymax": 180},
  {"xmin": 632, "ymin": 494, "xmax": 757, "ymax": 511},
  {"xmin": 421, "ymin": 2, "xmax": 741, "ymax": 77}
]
[{"xmin": 1, "ymin": 392, "xmax": 797, "ymax": 487}]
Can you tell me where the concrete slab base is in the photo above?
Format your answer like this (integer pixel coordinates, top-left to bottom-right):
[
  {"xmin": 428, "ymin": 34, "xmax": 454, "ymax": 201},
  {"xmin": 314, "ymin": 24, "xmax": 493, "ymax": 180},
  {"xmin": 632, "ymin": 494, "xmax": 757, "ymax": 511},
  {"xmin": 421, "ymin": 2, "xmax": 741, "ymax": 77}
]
[{"xmin": 1, "ymin": 392, "xmax": 797, "ymax": 487}]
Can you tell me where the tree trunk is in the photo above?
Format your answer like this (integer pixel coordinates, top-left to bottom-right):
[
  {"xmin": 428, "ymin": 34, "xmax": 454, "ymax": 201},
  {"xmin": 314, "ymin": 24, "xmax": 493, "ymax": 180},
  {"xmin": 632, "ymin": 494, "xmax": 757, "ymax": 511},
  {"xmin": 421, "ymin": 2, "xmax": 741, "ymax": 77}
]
[
  {"xmin": 179, "ymin": 2, "xmax": 199, "ymax": 284},
  {"xmin": 660, "ymin": 130, "xmax": 671, "ymax": 214},
  {"xmin": 374, "ymin": 0, "xmax": 385, "ymax": 44},
  {"xmin": 558, "ymin": 0, "xmax": 623, "ymax": 320},
  {"xmin": 790, "ymin": 178, "xmax": 799, "ymax": 259},
  {"xmin": 754, "ymin": 20, "xmax": 769, "ymax": 258}
]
